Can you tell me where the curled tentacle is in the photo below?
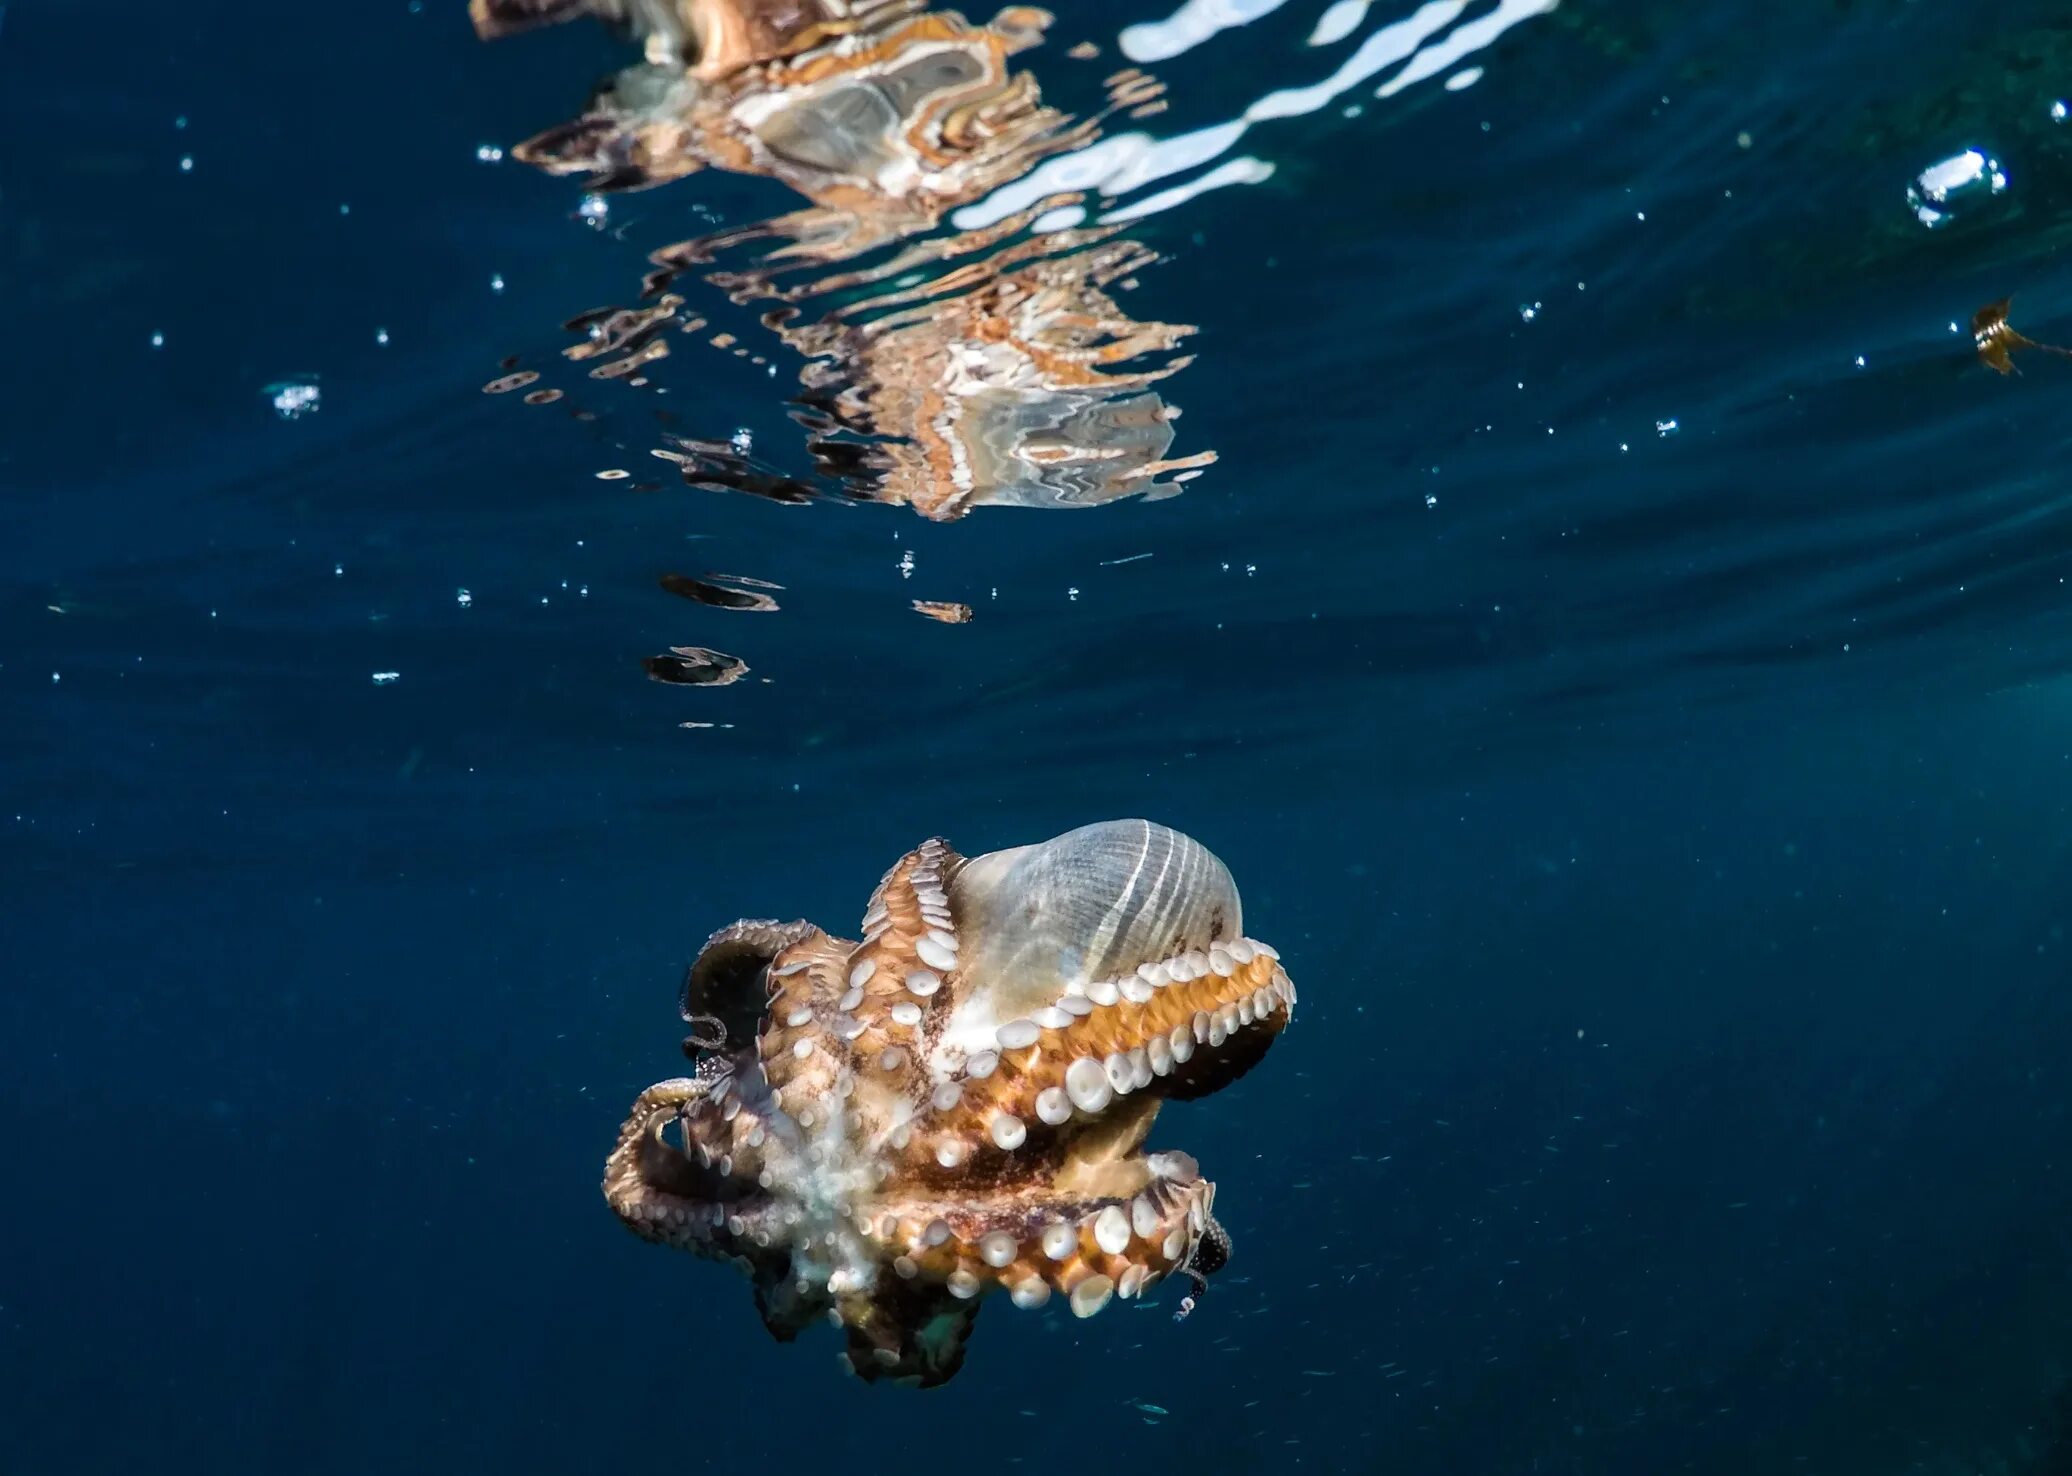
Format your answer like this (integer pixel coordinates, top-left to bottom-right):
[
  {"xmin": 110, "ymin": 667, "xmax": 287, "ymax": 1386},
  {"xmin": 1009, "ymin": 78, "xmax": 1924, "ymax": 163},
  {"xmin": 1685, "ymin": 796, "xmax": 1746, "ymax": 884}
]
[{"xmin": 680, "ymin": 1011, "xmax": 729, "ymax": 1058}]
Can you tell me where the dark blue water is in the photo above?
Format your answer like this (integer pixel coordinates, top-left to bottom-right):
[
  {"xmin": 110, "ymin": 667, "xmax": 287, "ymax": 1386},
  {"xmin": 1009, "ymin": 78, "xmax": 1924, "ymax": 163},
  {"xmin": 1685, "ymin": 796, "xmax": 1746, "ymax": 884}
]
[{"xmin": 7, "ymin": 1, "xmax": 2072, "ymax": 1470}]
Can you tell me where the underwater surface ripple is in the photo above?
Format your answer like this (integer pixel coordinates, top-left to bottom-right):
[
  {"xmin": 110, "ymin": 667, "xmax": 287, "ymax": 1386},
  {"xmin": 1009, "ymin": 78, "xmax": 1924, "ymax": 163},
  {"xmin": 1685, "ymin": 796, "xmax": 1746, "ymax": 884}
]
[{"xmin": 5, "ymin": 0, "xmax": 2072, "ymax": 1472}]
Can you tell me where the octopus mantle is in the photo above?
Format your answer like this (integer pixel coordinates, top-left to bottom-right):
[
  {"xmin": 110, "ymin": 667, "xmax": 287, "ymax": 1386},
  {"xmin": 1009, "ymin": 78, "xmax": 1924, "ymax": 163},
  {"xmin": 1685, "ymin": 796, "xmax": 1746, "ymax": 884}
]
[{"xmin": 602, "ymin": 819, "xmax": 1296, "ymax": 1385}]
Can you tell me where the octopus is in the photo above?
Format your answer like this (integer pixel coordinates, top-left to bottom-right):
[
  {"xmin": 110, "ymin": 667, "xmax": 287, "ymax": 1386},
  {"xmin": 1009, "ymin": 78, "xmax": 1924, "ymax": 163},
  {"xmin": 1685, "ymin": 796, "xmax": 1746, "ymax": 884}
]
[{"xmin": 601, "ymin": 819, "xmax": 1296, "ymax": 1386}]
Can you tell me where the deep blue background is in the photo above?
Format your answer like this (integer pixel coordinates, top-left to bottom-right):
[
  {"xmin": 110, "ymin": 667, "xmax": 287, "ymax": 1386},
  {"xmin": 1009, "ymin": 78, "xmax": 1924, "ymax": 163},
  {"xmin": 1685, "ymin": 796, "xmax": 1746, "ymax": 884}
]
[{"xmin": 5, "ymin": 1, "xmax": 2072, "ymax": 1471}]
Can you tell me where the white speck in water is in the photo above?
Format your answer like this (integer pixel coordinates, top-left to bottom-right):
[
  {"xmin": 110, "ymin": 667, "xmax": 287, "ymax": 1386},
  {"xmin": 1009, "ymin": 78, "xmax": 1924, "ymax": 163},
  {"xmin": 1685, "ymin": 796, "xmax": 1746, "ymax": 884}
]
[
  {"xmin": 1519, "ymin": 302, "xmax": 1540, "ymax": 322},
  {"xmin": 1619, "ymin": 442, "xmax": 1630, "ymax": 453},
  {"xmin": 51, "ymin": 672, "xmax": 60, "ymax": 684},
  {"xmin": 333, "ymin": 563, "xmax": 344, "ymax": 577},
  {"xmin": 375, "ymin": 327, "xmax": 389, "ymax": 346},
  {"xmin": 1067, "ymin": 586, "xmax": 1081, "ymax": 601},
  {"xmin": 475, "ymin": 143, "xmax": 505, "ymax": 164},
  {"xmin": 456, "ymin": 589, "xmax": 473, "ymax": 608},
  {"xmin": 490, "ymin": 273, "xmax": 506, "ymax": 294},
  {"xmin": 371, "ymin": 672, "xmax": 399, "ymax": 685},
  {"xmin": 175, "ymin": 115, "xmax": 188, "ymax": 130},
  {"xmin": 267, "ymin": 380, "xmax": 321, "ymax": 420},
  {"xmin": 1854, "ymin": 354, "xmax": 1866, "ymax": 368},
  {"xmin": 1444, "ymin": 66, "xmax": 1482, "ymax": 92},
  {"xmin": 731, "ymin": 427, "xmax": 753, "ymax": 454},
  {"xmin": 578, "ymin": 194, "xmax": 609, "ymax": 227},
  {"xmin": 1655, "ymin": 418, "xmax": 1679, "ymax": 437},
  {"xmin": 338, "ymin": 203, "xmax": 350, "ymax": 216},
  {"xmin": 897, "ymin": 549, "xmax": 915, "ymax": 579},
  {"xmin": 2055, "ymin": 101, "xmax": 2068, "ymax": 122},
  {"xmin": 150, "ymin": 331, "xmax": 165, "ymax": 349},
  {"xmin": 179, "ymin": 155, "xmax": 194, "ymax": 173},
  {"xmin": 1424, "ymin": 493, "xmax": 1438, "ymax": 508}
]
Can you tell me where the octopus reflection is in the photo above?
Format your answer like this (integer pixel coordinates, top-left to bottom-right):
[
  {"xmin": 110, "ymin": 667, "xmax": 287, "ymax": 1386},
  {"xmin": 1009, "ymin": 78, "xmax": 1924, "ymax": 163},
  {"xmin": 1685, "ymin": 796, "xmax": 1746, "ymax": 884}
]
[
  {"xmin": 604, "ymin": 821, "xmax": 1295, "ymax": 1385},
  {"xmin": 474, "ymin": 0, "xmax": 1215, "ymax": 519}
]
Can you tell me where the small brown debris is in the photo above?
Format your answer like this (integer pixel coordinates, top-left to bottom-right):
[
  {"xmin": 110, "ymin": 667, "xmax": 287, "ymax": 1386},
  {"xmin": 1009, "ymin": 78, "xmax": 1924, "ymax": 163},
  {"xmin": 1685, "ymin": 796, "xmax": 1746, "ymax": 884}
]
[
  {"xmin": 523, "ymin": 388, "xmax": 564, "ymax": 406},
  {"xmin": 1973, "ymin": 296, "xmax": 2072, "ymax": 376},
  {"xmin": 597, "ymin": 468, "xmax": 630, "ymax": 480},
  {"xmin": 711, "ymin": 332, "xmax": 737, "ymax": 349},
  {"xmin": 1129, "ymin": 100, "xmax": 1170, "ymax": 119},
  {"xmin": 483, "ymin": 370, "xmax": 540, "ymax": 394},
  {"xmin": 912, "ymin": 600, "xmax": 974, "ymax": 624},
  {"xmin": 1068, "ymin": 40, "xmax": 1100, "ymax": 59},
  {"xmin": 645, "ymin": 647, "xmax": 749, "ymax": 686}
]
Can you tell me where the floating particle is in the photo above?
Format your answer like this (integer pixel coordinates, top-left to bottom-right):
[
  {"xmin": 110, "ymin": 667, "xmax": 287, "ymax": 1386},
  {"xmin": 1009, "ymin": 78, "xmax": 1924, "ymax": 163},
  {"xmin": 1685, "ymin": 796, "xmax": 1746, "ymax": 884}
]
[
  {"xmin": 1972, "ymin": 296, "xmax": 2072, "ymax": 376},
  {"xmin": 710, "ymin": 332, "xmax": 737, "ymax": 349},
  {"xmin": 374, "ymin": 327, "xmax": 389, "ymax": 346},
  {"xmin": 457, "ymin": 589, "xmax": 473, "ymax": 608},
  {"xmin": 897, "ymin": 550, "xmax": 915, "ymax": 579},
  {"xmin": 150, "ymin": 331, "xmax": 165, "ymax": 349},
  {"xmin": 1655, "ymin": 418, "xmax": 1679, "ymax": 436},
  {"xmin": 912, "ymin": 600, "xmax": 973, "ymax": 624},
  {"xmin": 179, "ymin": 154, "xmax": 194, "ymax": 173},
  {"xmin": 475, "ymin": 143, "xmax": 505, "ymax": 163},
  {"xmin": 578, "ymin": 194, "xmax": 609, "ymax": 226},
  {"xmin": 265, "ymin": 379, "xmax": 321, "ymax": 420},
  {"xmin": 338, "ymin": 203, "xmax": 351, "ymax": 216},
  {"xmin": 523, "ymin": 388, "xmax": 563, "ymax": 406},
  {"xmin": 1519, "ymin": 302, "xmax": 1540, "ymax": 322},
  {"xmin": 490, "ymin": 272, "xmax": 506, "ymax": 293},
  {"xmin": 1068, "ymin": 39, "xmax": 1099, "ymax": 59},
  {"xmin": 644, "ymin": 646, "xmax": 749, "ymax": 686},
  {"xmin": 333, "ymin": 563, "xmax": 344, "ymax": 577},
  {"xmin": 659, "ymin": 572, "xmax": 782, "ymax": 612},
  {"xmin": 730, "ymin": 426, "xmax": 753, "ymax": 454},
  {"xmin": 1424, "ymin": 493, "xmax": 1438, "ymax": 508},
  {"xmin": 482, "ymin": 370, "xmax": 539, "ymax": 394},
  {"xmin": 1737, "ymin": 130, "xmax": 1753, "ymax": 148},
  {"xmin": 2056, "ymin": 101, "xmax": 2069, "ymax": 123},
  {"xmin": 371, "ymin": 671, "xmax": 399, "ymax": 685},
  {"xmin": 596, "ymin": 468, "xmax": 630, "ymax": 480}
]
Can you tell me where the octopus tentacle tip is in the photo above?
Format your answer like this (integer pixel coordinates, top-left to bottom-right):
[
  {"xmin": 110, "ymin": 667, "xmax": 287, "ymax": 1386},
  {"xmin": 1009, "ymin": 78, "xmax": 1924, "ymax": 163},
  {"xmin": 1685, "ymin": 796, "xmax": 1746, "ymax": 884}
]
[{"xmin": 606, "ymin": 819, "xmax": 1291, "ymax": 1383}]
